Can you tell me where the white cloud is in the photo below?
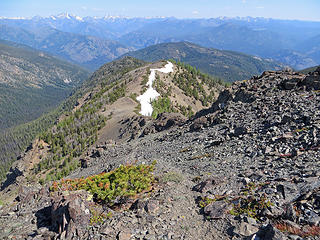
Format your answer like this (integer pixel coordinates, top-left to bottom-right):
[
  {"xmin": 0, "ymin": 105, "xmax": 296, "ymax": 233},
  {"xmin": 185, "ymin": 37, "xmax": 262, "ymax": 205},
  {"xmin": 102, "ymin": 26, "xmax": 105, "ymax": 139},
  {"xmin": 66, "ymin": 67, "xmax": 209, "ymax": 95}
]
[
  {"xmin": 192, "ymin": 10, "xmax": 199, "ymax": 15},
  {"xmin": 81, "ymin": 6, "xmax": 87, "ymax": 10},
  {"xmin": 256, "ymin": 6, "xmax": 265, "ymax": 9},
  {"xmin": 242, "ymin": 0, "xmax": 246, "ymax": 3}
]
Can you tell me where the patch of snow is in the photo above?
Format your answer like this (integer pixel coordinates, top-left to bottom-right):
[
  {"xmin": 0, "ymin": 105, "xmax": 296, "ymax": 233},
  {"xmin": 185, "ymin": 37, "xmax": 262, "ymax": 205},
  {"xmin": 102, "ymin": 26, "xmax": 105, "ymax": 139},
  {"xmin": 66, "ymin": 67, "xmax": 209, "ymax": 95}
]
[
  {"xmin": 218, "ymin": 16, "xmax": 231, "ymax": 20},
  {"xmin": 104, "ymin": 15, "xmax": 121, "ymax": 19},
  {"xmin": 56, "ymin": 12, "xmax": 71, "ymax": 19},
  {"xmin": 157, "ymin": 62, "xmax": 174, "ymax": 73},
  {"xmin": 54, "ymin": 13, "xmax": 83, "ymax": 21},
  {"xmin": 75, "ymin": 16, "xmax": 83, "ymax": 21},
  {"xmin": 137, "ymin": 61, "xmax": 173, "ymax": 116},
  {"xmin": 64, "ymin": 78, "xmax": 72, "ymax": 84}
]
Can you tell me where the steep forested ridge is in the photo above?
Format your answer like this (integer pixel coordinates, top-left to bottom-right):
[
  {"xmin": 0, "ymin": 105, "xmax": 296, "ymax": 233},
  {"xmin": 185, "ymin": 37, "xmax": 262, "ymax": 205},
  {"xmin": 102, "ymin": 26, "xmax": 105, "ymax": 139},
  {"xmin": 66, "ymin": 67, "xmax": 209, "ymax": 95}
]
[
  {"xmin": 0, "ymin": 40, "xmax": 90, "ymax": 179},
  {"xmin": 124, "ymin": 42, "xmax": 285, "ymax": 82},
  {"xmin": 0, "ymin": 57, "xmax": 146, "ymax": 181}
]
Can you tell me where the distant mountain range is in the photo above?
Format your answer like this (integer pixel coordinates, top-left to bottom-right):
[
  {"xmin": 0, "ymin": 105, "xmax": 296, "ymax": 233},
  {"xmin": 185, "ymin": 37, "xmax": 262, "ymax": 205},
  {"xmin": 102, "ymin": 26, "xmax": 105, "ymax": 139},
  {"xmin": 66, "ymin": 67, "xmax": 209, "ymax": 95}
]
[
  {"xmin": 0, "ymin": 23, "xmax": 132, "ymax": 70},
  {"xmin": 117, "ymin": 19, "xmax": 320, "ymax": 70},
  {"xmin": 297, "ymin": 34, "xmax": 320, "ymax": 64},
  {"xmin": 124, "ymin": 42, "xmax": 285, "ymax": 82},
  {"xmin": 1, "ymin": 15, "xmax": 320, "ymax": 70},
  {"xmin": 0, "ymin": 13, "xmax": 163, "ymax": 40},
  {"xmin": 0, "ymin": 39, "xmax": 90, "ymax": 130}
]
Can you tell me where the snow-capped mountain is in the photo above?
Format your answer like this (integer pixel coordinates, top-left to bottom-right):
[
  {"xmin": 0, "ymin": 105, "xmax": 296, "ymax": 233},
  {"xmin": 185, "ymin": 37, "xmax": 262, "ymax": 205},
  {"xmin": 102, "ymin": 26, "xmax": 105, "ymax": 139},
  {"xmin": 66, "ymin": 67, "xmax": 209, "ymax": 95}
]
[
  {"xmin": 50, "ymin": 12, "xmax": 83, "ymax": 21},
  {"xmin": 0, "ymin": 14, "xmax": 320, "ymax": 69}
]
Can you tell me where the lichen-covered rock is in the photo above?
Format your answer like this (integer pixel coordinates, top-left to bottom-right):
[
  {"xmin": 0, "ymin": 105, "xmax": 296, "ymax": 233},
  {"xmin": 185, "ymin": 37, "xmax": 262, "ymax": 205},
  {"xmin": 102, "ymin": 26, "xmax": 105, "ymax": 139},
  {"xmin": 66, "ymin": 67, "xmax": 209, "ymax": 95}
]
[
  {"xmin": 51, "ymin": 190, "xmax": 93, "ymax": 239},
  {"xmin": 203, "ymin": 201, "xmax": 231, "ymax": 219},
  {"xmin": 154, "ymin": 112, "xmax": 187, "ymax": 131}
]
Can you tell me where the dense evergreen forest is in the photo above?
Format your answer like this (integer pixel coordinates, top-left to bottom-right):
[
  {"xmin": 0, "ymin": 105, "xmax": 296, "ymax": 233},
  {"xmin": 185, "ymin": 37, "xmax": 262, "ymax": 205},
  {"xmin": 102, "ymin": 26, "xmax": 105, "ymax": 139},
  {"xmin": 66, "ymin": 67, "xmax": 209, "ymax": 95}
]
[{"xmin": 0, "ymin": 40, "xmax": 90, "ymax": 130}]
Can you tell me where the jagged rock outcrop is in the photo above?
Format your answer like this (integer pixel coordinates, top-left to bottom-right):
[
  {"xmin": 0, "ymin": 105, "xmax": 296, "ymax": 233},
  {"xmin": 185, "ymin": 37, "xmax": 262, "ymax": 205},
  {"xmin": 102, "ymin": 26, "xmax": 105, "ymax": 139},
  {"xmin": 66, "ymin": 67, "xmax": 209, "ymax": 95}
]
[
  {"xmin": 301, "ymin": 66, "xmax": 320, "ymax": 90},
  {"xmin": 51, "ymin": 190, "xmax": 94, "ymax": 239},
  {"xmin": 119, "ymin": 112, "xmax": 187, "ymax": 140}
]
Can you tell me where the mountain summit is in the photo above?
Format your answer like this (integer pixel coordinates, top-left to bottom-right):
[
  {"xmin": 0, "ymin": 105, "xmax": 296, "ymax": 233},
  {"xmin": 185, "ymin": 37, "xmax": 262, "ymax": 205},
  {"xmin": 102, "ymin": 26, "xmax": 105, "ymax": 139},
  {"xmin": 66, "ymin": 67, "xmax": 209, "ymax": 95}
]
[
  {"xmin": 0, "ymin": 58, "xmax": 320, "ymax": 239},
  {"xmin": 55, "ymin": 12, "xmax": 82, "ymax": 20}
]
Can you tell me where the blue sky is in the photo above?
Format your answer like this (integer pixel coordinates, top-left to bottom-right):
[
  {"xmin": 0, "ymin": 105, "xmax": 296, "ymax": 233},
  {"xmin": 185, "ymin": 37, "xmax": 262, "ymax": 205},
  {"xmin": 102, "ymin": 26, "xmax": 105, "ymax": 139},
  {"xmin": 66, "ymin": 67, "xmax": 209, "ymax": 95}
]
[{"xmin": 0, "ymin": 0, "xmax": 319, "ymax": 21}]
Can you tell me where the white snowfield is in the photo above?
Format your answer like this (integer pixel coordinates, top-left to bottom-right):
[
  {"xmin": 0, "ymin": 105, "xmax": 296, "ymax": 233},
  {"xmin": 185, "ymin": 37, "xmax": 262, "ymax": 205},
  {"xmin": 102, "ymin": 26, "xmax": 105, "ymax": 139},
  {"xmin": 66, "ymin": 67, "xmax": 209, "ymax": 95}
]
[
  {"xmin": 64, "ymin": 78, "xmax": 72, "ymax": 84},
  {"xmin": 137, "ymin": 61, "xmax": 174, "ymax": 116}
]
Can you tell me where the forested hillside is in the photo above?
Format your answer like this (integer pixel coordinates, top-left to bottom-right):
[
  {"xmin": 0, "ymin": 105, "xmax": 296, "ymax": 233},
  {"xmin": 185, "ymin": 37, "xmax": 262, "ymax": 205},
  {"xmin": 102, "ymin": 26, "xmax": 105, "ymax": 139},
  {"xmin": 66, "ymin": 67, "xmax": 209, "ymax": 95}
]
[
  {"xmin": 299, "ymin": 65, "xmax": 320, "ymax": 74},
  {"xmin": 0, "ymin": 40, "xmax": 90, "ymax": 180},
  {"xmin": 125, "ymin": 42, "xmax": 285, "ymax": 82},
  {"xmin": 0, "ymin": 57, "xmax": 146, "ymax": 181},
  {"xmin": 0, "ymin": 40, "xmax": 90, "ymax": 129},
  {"xmin": 0, "ymin": 24, "xmax": 131, "ymax": 70}
]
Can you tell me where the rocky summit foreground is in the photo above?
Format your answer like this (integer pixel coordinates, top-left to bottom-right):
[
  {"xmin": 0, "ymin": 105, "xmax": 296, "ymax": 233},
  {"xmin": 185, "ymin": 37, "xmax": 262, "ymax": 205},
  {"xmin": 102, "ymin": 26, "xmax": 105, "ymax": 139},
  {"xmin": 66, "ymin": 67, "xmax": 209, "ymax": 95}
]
[{"xmin": 1, "ymin": 68, "xmax": 320, "ymax": 239}]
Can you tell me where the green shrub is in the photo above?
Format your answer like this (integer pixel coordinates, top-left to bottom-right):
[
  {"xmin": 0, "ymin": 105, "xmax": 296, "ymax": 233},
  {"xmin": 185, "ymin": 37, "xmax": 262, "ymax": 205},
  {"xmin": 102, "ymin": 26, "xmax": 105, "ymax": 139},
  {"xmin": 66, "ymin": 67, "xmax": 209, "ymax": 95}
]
[
  {"xmin": 151, "ymin": 97, "xmax": 174, "ymax": 119},
  {"xmin": 229, "ymin": 183, "xmax": 272, "ymax": 219},
  {"xmin": 51, "ymin": 161, "xmax": 156, "ymax": 206}
]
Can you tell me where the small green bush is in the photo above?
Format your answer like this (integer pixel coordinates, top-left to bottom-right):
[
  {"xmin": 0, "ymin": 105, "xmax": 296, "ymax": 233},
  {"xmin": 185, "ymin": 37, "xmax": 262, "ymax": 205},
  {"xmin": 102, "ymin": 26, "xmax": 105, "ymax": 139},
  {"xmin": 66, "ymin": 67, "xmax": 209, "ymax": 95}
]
[
  {"xmin": 229, "ymin": 183, "xmax": 272, "ymax": 219},
  {"xmin": 51, "ymin": 161, "xmax": 156, "ymax": 206}
]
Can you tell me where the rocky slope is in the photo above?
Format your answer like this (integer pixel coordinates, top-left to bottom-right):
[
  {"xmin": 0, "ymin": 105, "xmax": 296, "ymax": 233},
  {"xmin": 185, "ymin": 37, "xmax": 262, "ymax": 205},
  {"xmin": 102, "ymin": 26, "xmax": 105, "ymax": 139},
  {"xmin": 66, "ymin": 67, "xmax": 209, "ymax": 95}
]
[{"xmin": 1, "ymin": 65, "xmax": 320, "ymax": 239}]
